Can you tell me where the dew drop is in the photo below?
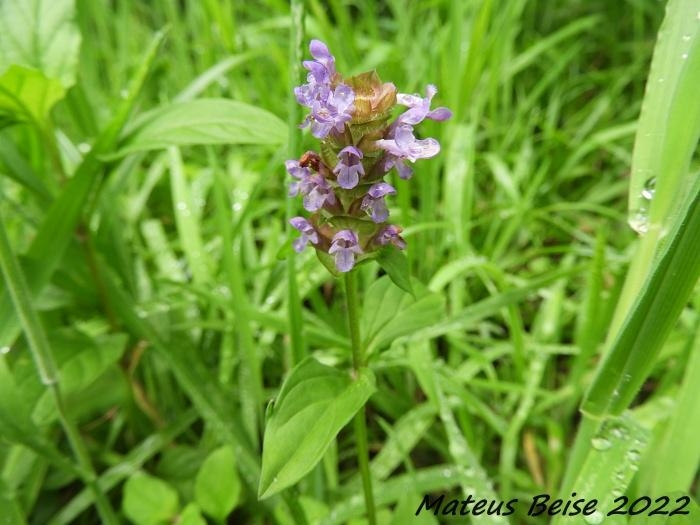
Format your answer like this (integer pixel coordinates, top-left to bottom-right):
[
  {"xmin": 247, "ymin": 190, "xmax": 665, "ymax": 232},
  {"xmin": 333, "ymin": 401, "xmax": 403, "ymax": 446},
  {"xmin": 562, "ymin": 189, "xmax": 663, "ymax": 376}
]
[
  {"xmin": 629, "ymin": 207, "xmax": 649, "ymax": 235},
  {"xmin": 682, "ymin": 34, "xmax": 691, "ymax": 42},
  {"xmin": 0, "ymin": 346, "xmax": 10, "ymax": 355},
  {"xmin": 682, "ymin": 52, "xmax": 689, "ymax": 60},
  {"xmin": 77, "ymin": 142, "xmax": 91, "ymax": 154},
  {"xmin": 591, "ymin": 437, "xmax": 612, "ymax": 451},
  {"xmin": 641, "ymin": 177, "xmax": 656, "ymax": 200},
  {"xmin": 584, "ymin": 510, "xmax": 605, "ymax": 524},
  {"xmin": 627, "ymin": 449, "xmax": 641, "ymax": 463},
  {"xmin": 657, "ymin": 77, "xmax": 665, "ymax": 83}
]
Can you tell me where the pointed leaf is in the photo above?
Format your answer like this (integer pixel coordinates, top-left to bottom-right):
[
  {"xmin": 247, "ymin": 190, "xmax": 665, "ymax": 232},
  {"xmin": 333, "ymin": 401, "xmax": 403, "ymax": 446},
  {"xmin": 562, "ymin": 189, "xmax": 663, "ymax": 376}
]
[
  {"xmin": 115, "ymin": 99, "xmax": 286, "ymax": 156},
  {"xmin": 377, "ymin": 247, "xmax": 414, "ymax": 296},
  {"xmin": 259, "ymin": 357, "xmax": 375, "ymax": 499}
]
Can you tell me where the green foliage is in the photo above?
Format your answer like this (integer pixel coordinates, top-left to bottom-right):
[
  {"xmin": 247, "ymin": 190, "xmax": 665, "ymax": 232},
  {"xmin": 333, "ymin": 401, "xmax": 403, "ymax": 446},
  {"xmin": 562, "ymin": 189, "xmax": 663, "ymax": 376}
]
[
  {"xmin": 0, "ymin": 0, "xmax": 81, "ymax": 87},
  {"xmin": 116, "ymin": 99, "xmax": 287, "ymax": 156},
  {"xmin": 0, "ymin": 66, "xmax": 65, "ymax": 128},
  {"xmin": 194, "ymin": 446, "xmax": 241, "ymax": 521},
  {"xmin": 122, "ymin": 473, "xmax": 179, "ymax": 525},
  {"xmin": 259, "ymin": 357, "xmax": 376, "ymax": 499}
]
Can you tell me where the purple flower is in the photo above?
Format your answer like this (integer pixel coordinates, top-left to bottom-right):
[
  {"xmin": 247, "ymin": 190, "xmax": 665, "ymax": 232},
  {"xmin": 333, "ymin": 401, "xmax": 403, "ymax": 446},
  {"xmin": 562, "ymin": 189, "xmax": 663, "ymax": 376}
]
[
  {"xmin": 396, "ymin": 85, "xmax": 452, "ymax": 125},
  {"xmin": 294, "ymin": 40, "xmax": 355, "ymax": 139},
  {"xmin": 286, "ymin": 159, "xmax": 313, "ymax": 197},
  {"xmin": 333, "ymin": 146, "xmax": 365, "ymax": 189},
  {"xmin": 375, "ymin": 124, "xmax": 440, "ymax": 162},
  {"xmin": 302, "ymin": 174, "xmax": 336, "ymax": 212},
  {"xmin": 328, "ymin": 230, "xmax": 362, "ymax": 272},
  {"xmin": 374, "ymin": 225, "xmax": 406, "ymax": 250},
  {"xmin": 305, "ymin": 40, "xmax": 336, "ymax": 82},
  {"xmin": 290, "ymin": 217, "xmax": 319, "ymax": 252},
  {"xmin": 304, "ymin": 84, "xmax": 355, "ymax": 138},
  {"xmin": 361, "ymin": 182, "xmax": 396, "ymax": 223}
]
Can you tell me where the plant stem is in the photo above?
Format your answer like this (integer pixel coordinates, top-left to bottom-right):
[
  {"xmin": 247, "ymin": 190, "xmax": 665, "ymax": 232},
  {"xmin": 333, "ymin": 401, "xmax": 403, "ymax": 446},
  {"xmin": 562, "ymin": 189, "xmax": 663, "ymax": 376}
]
[
  {"xmin": 0, "ymin": 215, "xmax": 119, "ymax": 525},
  {"xmin": 344, "ymin": 271, "xmax": 377, "ymax": 525}
]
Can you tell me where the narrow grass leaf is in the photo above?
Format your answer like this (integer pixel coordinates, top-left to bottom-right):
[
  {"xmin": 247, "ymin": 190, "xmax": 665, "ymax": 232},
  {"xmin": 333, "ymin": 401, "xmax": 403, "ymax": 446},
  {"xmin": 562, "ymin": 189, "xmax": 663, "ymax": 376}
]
[
  {"xmin": 643, "ymin": 327, "xmax": 700, "ymax": 495},
  {"xmin": 552, "ymin": 413, "xmax": 650, "ymax": 525},
  {"xmin": 259, "ymin": 357, "xmax": 376, "ymax": 499},
  {"xmin": 583, "ymin": 180, "xmax": 700, "ymax": 416}
]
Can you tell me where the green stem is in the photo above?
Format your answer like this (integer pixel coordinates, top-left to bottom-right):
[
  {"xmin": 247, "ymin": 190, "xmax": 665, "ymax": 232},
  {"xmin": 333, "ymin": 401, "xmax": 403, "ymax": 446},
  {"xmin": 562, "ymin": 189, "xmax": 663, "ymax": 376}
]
[
  {"xmin": 286, "ymin": 0, "xmax": 306, "ymax": 368},
  {"xmin": 0, "ymin": 214, "xmax": 119, "ymax": 525},
  {"xmin": 344, "ymin": 271, "xmax": 377, "ymax": 525}
]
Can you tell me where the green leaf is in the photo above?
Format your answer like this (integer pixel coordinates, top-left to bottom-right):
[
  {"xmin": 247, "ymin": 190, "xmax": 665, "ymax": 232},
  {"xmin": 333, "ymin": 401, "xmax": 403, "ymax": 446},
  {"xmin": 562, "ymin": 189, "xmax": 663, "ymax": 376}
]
[
  {"xmin": 178, "ymin": 504, "xmax": 207, "ymax": 525},
  {"xmin": 32, "ymin": 333, "xmax": 127, "ymax": 424},
  {"xmin": 115, "ymin": 99, "xmax": 286, "ymax": 156},
  {"xmin": 377, "ymin": 247, "xmax": 414, "ymax": 296},
  {"xmin": 551, "ymin": 413, "xmax": 650, "ymax": 525},
  {"xmin": 194, "ymin": 446, "xmax": 241, "ymax": 521},
  {"xmin": 582, "ymin": 179, "xmax": 700, "ymax": 416},
  {"xmin": 0, "ymin": 30, "xmax": 166, "ymax": 349},
  {"xmin": 0, "ymin": 0, "xmax": 81, "ymax": 87},
  {"xmin": 122, "ymin": 473, "xmax": 179, "ymax": 525},
  {"xmin": 259, "ymin": 357, "xmax": 376, "ymax": 499},
  {"xmin": 360, "ymin": 276, "xmax": 445, "ymax": 354},
  {"xmin": 0, "ymin": 65, "xmax": 65, "ymax": 127}
]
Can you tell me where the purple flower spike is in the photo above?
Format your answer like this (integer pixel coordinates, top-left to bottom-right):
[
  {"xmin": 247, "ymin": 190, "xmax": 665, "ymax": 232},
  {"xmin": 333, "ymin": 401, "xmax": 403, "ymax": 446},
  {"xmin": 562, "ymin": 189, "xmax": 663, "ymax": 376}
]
[
  {"xmin": 361, "ymin": 182, "xmax": 396, "ymax": 223},
  {"xmin": 329, "ymin": 230, "xmax": 363, "ymax": 273},
  {"xmin": 375, "ymin": 225, "xmax": 407, "ymax": 250},
  {"xmin": 290, "ymin": 217, "xmax": 319, "ymax": 252},
  {"xmin": 303, "ymin": 175, "xmax": 336, "ymax": 212},
  {"xmin": 286, "ymin": 159, "xmax": 313, "ymax": 197},
  {"xmin": 334, "ymin": 146, "xmax": 365, "ymax": 189},
  {"xmin": 396, "ymin": 85, "xmax": 452, "ymax": 125},
  {"xmin": 375, "ymin": 124, "xmax": 440, "ymax": 162}
]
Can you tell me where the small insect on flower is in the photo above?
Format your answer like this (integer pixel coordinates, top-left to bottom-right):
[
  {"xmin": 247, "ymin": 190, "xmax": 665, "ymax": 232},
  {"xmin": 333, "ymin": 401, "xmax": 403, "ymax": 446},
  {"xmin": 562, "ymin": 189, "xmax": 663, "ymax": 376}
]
[{"xmin": 287, "ymin": 39, "xmax": 450, "ymax": 273}]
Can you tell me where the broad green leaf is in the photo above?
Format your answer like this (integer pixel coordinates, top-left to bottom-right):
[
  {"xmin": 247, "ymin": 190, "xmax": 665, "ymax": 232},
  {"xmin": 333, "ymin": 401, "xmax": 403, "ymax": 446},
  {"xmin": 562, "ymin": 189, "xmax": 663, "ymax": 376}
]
[
  {"xmin": 259, "ymin": 357, "xmax": 376, "ymax": 499},
  {"xmin": 194, "ymin": 446, "xmax": 241, "ymax": 521},
  {"xmin": 0, "ymin": 0, "xmax": 81, "ymax": 87},
  {"xmin": 376, "ymin": 247, "xmax": 414, "ymax": 296},
  {"xmin": 178, "ymin": 504, "xmax": 206, "ymax": 525},
  {"xmin": 115, "ymin": 99, "xmax": 286, "ymax": 156},
  {"xmin": 122, "ymin": 473, "xmax": 179, "ymax": 525},
  {"xmin": 0, "ymin": 65, "xmax": 65, "ymax": 127},
  {"xmin": 360, "ymin": 276, "xmax": 445, "ymax": 354}
]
